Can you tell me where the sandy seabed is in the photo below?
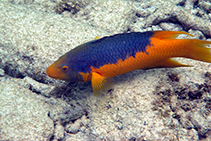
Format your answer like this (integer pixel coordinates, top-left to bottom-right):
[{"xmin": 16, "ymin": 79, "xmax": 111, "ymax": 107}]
[{"xmin": 0, "ymin": 0, "xmax": 211, "ymax": 140}]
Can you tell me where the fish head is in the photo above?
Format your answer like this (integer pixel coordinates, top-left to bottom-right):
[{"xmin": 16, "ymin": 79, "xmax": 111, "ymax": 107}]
[{"xmin": 46, "ymin": 55, "xmax": 80, "ymax": 82}]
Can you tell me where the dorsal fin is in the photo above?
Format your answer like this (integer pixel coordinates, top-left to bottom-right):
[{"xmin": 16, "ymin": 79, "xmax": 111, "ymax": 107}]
[
  {"xmin": 94, "ymin": 36, "xmax": 101, "ymax": 40},
  {"xmin": 152, "ymin": 31, "xmax": 193, "ymax": 39}
]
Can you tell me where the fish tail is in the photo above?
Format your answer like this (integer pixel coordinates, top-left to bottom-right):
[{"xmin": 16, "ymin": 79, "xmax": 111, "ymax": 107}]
[
  {"xmin": 186, "ymin": 39, "xmax": 211, "ymax": 63},
  {"xmin": 153, "ymin": 31, "xmax": 211, "ymax": 63}
]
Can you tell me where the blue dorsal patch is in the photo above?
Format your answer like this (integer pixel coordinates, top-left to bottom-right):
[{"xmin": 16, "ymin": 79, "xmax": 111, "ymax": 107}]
[{"xmin": 65, "ymin": 31, "xmax": 154, "ymax": 73}]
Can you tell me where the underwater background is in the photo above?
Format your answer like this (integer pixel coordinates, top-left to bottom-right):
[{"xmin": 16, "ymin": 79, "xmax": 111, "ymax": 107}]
[{"xmin": 0, "ymin": 0, "xmax": 211, "ymax": 140}]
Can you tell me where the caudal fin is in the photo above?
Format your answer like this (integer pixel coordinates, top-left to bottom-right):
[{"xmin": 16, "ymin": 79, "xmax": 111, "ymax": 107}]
[
  {"xmin": 153, "ymin": 31, "xmax": 211, "ymax": 63},
  {"xmin": 187, "ymin": 39, "xmax": 211, "ymax": 63}
]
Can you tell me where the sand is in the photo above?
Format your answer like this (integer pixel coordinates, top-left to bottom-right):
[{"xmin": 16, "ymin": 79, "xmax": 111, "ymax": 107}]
[{"xmin": 0, "ymin": 0, "xmax": 211, "ymax": 140}]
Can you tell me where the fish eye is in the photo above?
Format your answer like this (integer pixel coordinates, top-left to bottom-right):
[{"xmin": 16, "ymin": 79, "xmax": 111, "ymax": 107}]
[{"xmin": 62, "ymin": 66, "xmax": 69, "ymax": 72}]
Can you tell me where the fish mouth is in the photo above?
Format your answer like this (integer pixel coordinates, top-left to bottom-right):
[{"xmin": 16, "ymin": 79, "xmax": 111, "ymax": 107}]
[
  {"xmin": 46, "ymin": 65, "xmax": 62, "ymax": 79},
  {"xmin": 46, "ymin": 64, "xmax": 70, "ymax": 81}
]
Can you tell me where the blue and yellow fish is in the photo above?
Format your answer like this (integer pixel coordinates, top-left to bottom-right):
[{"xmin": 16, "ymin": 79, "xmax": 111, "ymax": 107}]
[{"xmin": 46, "ymin": 31, "xmax": 211, "ymax": 96}]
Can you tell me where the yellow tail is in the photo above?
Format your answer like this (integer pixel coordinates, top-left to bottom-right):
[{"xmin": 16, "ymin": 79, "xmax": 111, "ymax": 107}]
[
  {"xmin": 186, "ymin": 39, "xmax": 211, "ymax": 63},
  {"xmin": 152, "ymin": 31, "xmax": 211, "ymax": 65}
]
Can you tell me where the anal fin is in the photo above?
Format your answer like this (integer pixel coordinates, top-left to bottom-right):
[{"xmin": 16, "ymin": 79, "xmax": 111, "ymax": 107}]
[
  {"xmin": 155, "ymin": 58, "xmax": 192, "ymax": 68},
  {"xmin": 91, "ymin": 72, "xmax": 112, "ymax": 96}
]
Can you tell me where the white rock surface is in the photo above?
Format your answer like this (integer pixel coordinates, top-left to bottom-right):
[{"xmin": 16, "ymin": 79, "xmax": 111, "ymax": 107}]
[{"xmin": 0, "ymin": 79, "xmax": 54, "ymax": 140}]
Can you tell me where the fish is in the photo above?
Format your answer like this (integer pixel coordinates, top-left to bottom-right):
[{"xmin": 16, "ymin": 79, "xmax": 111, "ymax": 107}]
[{"xmin": 46, "ymin": 31, "xmax": 211, "ymax": 96}]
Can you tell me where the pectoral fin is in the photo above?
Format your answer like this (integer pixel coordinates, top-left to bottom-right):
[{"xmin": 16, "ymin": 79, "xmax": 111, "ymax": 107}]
[{"xmin": 91, "ymin": 72, "xmax": 111, "ymax": 96}]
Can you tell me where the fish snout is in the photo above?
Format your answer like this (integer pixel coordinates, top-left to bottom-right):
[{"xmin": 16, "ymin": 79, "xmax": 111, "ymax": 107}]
[
  {"xmin": 46, "ymin": 64, "xmax": 62, "ymax": 79},
  {"xmin": 46, "ymin": 65, "xmax": 55, "ymax": 78}
]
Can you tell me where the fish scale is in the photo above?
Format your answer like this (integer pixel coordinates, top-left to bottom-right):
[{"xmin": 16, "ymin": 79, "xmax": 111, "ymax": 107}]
[{"xmin": 46, "ymin": 31, "xmax": 211, "ymax": 96}]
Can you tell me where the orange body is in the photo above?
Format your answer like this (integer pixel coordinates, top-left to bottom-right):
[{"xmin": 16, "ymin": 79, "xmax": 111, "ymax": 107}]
[{"xmin": 46, "ymin": 31, "xmax": 211, "ymax": 96}]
